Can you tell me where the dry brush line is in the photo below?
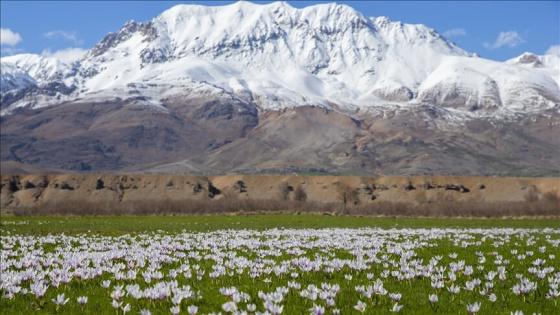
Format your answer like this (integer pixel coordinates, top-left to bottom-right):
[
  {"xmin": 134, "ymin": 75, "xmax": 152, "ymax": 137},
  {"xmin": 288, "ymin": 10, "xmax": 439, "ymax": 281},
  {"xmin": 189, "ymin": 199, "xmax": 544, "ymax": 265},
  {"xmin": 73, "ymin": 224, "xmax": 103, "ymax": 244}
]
[{"xmin": 12, "ymin": 197, "xmax": 559, "ymax": 217}]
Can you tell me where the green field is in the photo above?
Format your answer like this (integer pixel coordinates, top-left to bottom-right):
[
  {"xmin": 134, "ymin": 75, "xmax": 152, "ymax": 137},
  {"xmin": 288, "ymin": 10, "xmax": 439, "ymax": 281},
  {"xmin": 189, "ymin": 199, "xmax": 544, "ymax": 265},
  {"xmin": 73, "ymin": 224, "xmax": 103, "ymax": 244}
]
[
  {"xmin": 1, "ymin": 215, "xmax": 559, "ymax": 314},
  {"xmin": 2, "ymin": 215, "xmax": 560, "ymax": 235}
]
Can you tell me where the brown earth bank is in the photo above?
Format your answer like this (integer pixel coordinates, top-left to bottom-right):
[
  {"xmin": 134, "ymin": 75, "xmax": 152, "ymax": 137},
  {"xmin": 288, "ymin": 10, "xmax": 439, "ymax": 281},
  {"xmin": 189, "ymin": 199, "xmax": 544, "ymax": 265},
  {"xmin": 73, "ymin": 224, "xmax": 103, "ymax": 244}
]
[{"xmin": 1, "ymin": 174, "xmax": 559, "ymax": 217}]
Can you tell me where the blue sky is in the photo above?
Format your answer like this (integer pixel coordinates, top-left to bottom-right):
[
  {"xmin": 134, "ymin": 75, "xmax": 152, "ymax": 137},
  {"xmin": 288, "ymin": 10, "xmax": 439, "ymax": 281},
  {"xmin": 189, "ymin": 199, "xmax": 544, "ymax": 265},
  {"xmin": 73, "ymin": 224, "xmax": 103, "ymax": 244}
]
[{"xmin": 1, "ymin": 1, "xmax": 558, "ymax": 61}]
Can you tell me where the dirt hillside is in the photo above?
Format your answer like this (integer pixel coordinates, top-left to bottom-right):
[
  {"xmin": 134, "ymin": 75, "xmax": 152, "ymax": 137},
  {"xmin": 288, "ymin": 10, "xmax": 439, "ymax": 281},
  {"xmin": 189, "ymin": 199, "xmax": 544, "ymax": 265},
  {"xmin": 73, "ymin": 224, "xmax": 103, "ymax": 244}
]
[{"xmin": 2, "ymin": 174, "xmax": 559, "ymax": 215}]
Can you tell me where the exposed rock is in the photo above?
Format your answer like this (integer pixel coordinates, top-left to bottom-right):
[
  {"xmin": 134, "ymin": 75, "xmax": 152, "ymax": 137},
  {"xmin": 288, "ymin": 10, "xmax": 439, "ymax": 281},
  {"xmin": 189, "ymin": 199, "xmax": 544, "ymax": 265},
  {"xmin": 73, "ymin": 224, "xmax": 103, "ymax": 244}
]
[
  {"xmin": 57, "ymin": 182, "xmax": 74, "ymax": 190},
  {"xmin": 445, "ymin": 184, "xmax": 470, "ymax": 193},
  {"xmin": 193, "ymin": 182, "xmax": 203, "ymax": 193},
  {"xmin": 403, "ymin": 182, "xmax": 416, "ymax": 191},
  {"xmin": 234, "ymin": 180, "xmax": 247, "ymax": 193},
  {"xmin": 89, "ymin": 21, "xmax": 158, "ymax": 57},
  {"xmin": 423, "ymin": 182, "xmax": 436, "ymax": 190},
  {"xmin": 22, "ymin": 180, "xmax": 35, "ymax": 189},
  {"xmin": 95, "ymin": 178, "xmax": 105, "ymax": 190},
  {"xmin": 208, "ymin": 182, "xmax": 221, "ymax": 198}
]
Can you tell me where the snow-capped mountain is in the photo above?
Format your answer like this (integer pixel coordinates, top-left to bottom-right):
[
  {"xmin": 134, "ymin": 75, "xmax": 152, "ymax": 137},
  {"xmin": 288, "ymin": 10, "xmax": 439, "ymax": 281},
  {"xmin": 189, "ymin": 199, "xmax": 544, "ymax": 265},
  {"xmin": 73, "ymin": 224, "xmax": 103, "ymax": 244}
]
[
  {"xmin": 1, "ymin": 54, "xmax": 74, "ymax": 84},
  {"xmin": 0, "ymin": 62, "xmax": 35, "ymax": 93},
  {"xmin": 1, "ymin": 1, "xmax": 560, "ymax": 176},
  {"xmin": 1, "ymin": 1, "xmax": 558, "ymax": 116},
  {"xmin": 0, "ymin": 54, "xmax": 77, "ymax": 110},
  {"xmin": 507, "ymin": 52, "xmax": 560, "ymax": 87}
]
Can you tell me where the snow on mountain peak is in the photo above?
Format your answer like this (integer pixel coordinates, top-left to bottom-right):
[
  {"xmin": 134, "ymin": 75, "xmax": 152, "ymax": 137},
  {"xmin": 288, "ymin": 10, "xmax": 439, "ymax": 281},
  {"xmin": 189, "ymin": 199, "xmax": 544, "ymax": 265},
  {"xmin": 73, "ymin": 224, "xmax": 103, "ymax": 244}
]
[
  {"xmin": 505, "ymin": 51, "xmax": 560, "ymax": 89},
  {"xmin": 73, "ymin": 1, "xmax": 474, "ymax": 108},
  {"xmin": 1, "ymin": 1, "xmax": 559, "ymax": 116},
  {"xmin": 1, "ymin": 53, "xmax": 73, "ymax": 84},
  {"xmin": 0, "ymin": 62, "xmax": 36, "ymax": 94}
]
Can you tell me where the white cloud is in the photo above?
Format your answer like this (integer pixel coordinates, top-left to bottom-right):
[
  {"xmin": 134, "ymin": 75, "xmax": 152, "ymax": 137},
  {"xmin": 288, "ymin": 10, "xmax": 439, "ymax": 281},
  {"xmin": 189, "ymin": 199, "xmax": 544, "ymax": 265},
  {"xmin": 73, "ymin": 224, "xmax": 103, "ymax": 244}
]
[
  {"xmin": 42, "ymin": 47, "xmax": 87, "ymax": 63},
  {"xmin": 484, "ymin": 31, "xmax": 525, "ymax": 49},
  {"xmin": 545, "ymin": 44, "xmax": 560, "ymax": 56},
  {"xmin": 0, "ymin": 46, "xmax": 24, "ymax": 56},
  {"xmin": 0, "ymin": 28, "xmax": 22, "ymax": 46},
  {"xmin": 443, "ymin": 28, "xmax": 466, "ymax": 38},
  {"xmin": 44, "ymin": 30, "xmax": 83, "ymax": 45}
]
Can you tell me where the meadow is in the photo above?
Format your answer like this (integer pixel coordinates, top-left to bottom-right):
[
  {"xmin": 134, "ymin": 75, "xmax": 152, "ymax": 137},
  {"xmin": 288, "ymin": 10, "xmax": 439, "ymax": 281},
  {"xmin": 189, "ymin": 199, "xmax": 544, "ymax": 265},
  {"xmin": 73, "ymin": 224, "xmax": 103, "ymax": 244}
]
[{"xmin": 1, "ymin": 215, "xmax": 559, "ymax": 314}]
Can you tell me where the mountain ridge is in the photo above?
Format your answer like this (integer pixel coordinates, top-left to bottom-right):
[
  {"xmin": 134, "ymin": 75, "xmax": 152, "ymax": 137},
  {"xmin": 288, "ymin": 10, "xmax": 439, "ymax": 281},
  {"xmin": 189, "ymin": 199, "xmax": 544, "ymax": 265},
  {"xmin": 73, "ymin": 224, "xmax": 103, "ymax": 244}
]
[
  {"xmin": 0, "ymin": 1, "xmax": 559, "ymax": 175},
  {"xmin": 2, "ymin": 1, "xmax": 558, "ymax": 116}
]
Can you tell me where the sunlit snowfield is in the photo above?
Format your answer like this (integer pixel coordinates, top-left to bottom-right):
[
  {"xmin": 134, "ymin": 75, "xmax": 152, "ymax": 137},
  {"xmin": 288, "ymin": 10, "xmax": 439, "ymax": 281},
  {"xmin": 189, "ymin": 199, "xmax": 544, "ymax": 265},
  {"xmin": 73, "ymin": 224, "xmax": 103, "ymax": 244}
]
[{"xmin": 1, "ymin": 216, "xmax": 559, "ymax": 314}]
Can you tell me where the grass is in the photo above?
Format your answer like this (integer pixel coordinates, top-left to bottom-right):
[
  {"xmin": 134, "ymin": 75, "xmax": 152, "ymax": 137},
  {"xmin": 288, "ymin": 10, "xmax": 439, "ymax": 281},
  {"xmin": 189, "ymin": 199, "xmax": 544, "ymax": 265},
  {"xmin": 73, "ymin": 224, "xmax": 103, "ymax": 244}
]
[
  {"xmin": 1, "ymin": 215, "xmax": 559, "ymax": 314},
  {"xmin": 2, "ymin": 214, "xmax": 560, "ymax": 235}
]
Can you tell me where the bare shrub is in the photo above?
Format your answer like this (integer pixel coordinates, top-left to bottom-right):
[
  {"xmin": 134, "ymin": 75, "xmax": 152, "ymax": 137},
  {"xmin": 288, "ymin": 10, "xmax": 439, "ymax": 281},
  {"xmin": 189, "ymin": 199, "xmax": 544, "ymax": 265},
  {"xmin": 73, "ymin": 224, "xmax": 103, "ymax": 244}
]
[
  {"xmin": 542, "ymin": 191, "xmax": 559, "ymax": 204},
  {"xmin": 279, "ymin": 183, "xmax": 294, "ymax": 200},
  {"xmin": 524, "ymin": 185, "xmax": 540, "ymax": 202},
  {"xmin": 17, "ymin": 198, "xmax": 342, "ymax": 216},
  {"xmin": 10, "ymin": 194, "xmax": 560, "ymax": 218},
  {"xmin": 336, "ymin": 183, "xmax": 360, "ymax": 210},
  {"xmin": 414, "ymin": 191, "xmax": 428, "ymax": 204},
  {"xmin": 294, "ymin": 186, "xmax": 307, "ymax": 202}
]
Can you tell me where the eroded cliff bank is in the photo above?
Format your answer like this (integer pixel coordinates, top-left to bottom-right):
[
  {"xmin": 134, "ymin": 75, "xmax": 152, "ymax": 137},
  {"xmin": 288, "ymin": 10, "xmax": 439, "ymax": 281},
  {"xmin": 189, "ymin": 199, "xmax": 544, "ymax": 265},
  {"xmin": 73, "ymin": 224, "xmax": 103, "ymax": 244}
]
[{"xmin": 1, "ymin": 174, "xmax": 559, "ymax": 216}]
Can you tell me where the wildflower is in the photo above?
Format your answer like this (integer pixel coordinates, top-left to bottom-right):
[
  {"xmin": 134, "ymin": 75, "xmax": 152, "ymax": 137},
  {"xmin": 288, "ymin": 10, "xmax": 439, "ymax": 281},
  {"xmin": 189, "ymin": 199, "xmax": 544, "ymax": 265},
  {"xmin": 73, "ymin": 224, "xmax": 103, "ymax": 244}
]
[
  {"xmin": 431, "ymin": 280, "xmax": 444, "ymax": 289},
  {"xmin": 512, "ymin": 278, "xmax": 537, "ymax": 295},
  {"xmin": 187, "ymin": 305, "xmax": 198, "ymax": 314},
  {"xmin": 171, "ymin": 295, "xmax": 182, "ymax": 305},
  {"xmin": 122, "ymin": 304, "xmax": 131, "ymax": 314},
  {"xmin": 447, "ymin": 284, "xmax": 461, "ymax": 294},
  {"xmin": 467, "ymin": 302, "xmax": 481, "ymax": 314},
  {"xmin": 170, "ymin": 305, "xmax": 180, "ymax": 315},
  {"xmin": 546, "ymin": 287, "xmax": 560, "ymax": 299},
  {"xmin": 31, "ymin": 282, "xmax": 48, "ymax": 298},
  {"xmin": 77, "ymin": 296, "xmax": 88, "ymax": 305},
  {"xmin": 391, "ymin": 303, "xmax": 403, "ymax": 312},
  {"xmin": 309, "ymin": 304, "xmax": 325, "ymax": 315},
  {"xmin": 389, "ymin": 293, "xmax": 401, "ymax": 302},
  {"xmin": 266, "ymin": 302, "xmax": 284, "ymax": 314},
  {"xmin": 112, "ymin": 300, "xmax": 122, "ymax": 309},
  {"xmin": 222, "ymin": 301, "xmax": 237, "ymax": 313},
  {"xmin": 429, "ymin": 294, "xmax": 438, "ymax": 303},
  {"xmin": 111, "ymin": 285, "xmax": 125, "ymax": 300},
  {"xmin": 52, "ymin": 293, "xmax": 69, "ymax": 306},
  {"xmin": 102, "ymin": 280, "xmax": 111, "ymax": 288},
  {"xmin": 373, "ymin": 279, "xmax": 387, "ymax": 295},
  {"xmin": 140, "ymin": 309, "xmax": 151, "ymax": 315},
  {"xmin": 354, "ymin": 300, "xmax": 366, "ymax": 313}
]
